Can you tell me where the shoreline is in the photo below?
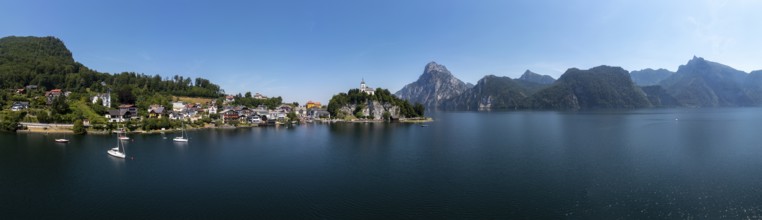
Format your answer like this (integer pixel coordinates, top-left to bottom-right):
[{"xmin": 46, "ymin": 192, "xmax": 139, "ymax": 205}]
[{"xmin": 14, "ymin": 118, "xmax": 434, "ymax": 135}]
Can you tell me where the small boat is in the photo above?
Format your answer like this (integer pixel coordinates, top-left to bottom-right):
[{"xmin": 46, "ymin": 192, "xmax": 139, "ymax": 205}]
[
  {"xmin": 54, "ymin": 138, "xmax": 69, "ymax": 143},
  {"xmin": 173, "ymin": 121, "xmax": 189, "ymax": 142},
  {"xmin": 419, "ymin": 123, "xmax": 429, "ymax": 127},
  {"xmin": 55, "ymin": 133, "xmax": 70, "ymax": 143},
  {"xmin": 107, "ymin": 136, "xmax": 126, "ymax": 159}
]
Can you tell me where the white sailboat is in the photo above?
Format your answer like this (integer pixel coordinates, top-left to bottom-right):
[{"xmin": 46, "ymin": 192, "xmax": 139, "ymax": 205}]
[
  {"xmin": 173, "ymin": 121, "xmax": 188, "ymax": 142},
  {"xmin": 107, "ymin": 135, "xmax": 126, "ymax": 158}
]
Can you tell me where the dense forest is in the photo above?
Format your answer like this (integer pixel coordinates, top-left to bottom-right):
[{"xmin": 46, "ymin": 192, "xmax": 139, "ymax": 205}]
[
  {"xmin": 0, "ymin": 36, "xmax": 224, "ymax": 98},
  {"xmin": 327, "ymin": 88, "xmax": 424, "ymax": 119},
  {"xmin": 231, "ymin": 92, "xmax": 284, "ymax": 110}
]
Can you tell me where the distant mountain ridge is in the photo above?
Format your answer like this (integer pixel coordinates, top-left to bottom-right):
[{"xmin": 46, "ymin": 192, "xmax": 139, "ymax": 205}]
[
  {"xmin": 660, "ymin": 56, "xmax": 752, "ymax": 107},
  {"xmin": 441, "ymin": 75, "xmax": 535, "ymax": 110},
  {"xmin": 396, "ymin": 57, "xmax": 762, "ymax": 110},
  {"xmin": 394, "ymin": 62, "xmax": 470, "ymax": 109},
  {"xmin": 528, "ymin": 66, "xmax": 650, "ymax": 110},
  {"xmin": 518, "ymin": 70, "xmax": 555, "ymax": 84},
  {"xmin": 630, "ymin": 68, "xmax": 673, "ymax": 86}
]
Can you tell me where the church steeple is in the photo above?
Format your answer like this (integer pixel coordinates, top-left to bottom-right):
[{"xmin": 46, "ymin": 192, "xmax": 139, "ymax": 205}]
[{"xmin": 359, "ymin": 78, "xmax": 374, "ymax": 95}]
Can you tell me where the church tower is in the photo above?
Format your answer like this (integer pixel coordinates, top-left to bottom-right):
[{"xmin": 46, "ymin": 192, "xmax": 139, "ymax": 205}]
[{"xmin": 359, "ymin": 78, "xmax": 374, "ymax": 95}]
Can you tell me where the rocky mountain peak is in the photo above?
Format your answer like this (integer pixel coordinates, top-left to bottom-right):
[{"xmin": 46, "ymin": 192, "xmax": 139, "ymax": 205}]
[
  {"xmin": 420, "ymin": 62, "xmax": 453, "ymax": 81},
  {"xmin": 424, "ymin": 62, "xmax": 448, "ymax": 73},
  {"xmin": 395, "ymin": 62, "xmax": 470, "ymax": 109}
]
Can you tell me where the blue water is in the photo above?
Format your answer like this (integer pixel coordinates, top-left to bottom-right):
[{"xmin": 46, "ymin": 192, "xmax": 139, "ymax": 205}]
[{"xmin": 3, "ymin": 108, "xmax": 762, "ymax": 218}]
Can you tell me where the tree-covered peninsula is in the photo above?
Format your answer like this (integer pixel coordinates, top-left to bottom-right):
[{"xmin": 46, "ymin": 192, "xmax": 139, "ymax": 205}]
[{"xmin": 327, "ymin": 88, "xmax": 424, "ymax": 120}]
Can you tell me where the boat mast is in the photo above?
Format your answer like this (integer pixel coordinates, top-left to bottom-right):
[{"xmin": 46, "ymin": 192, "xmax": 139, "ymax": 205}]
[{"xmin": 182, "ymin": 120, "xmax": 186, "ymax": 138}]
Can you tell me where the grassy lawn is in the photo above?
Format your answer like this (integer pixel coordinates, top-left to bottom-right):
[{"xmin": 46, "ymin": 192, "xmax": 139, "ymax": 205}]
[
  {"xmin": 174, "ymin": 96, "xmax": 213, "ymax": 104},
  {"xmin": 71, "ymin": 100, "xmax": 107, "ymax": 124}
]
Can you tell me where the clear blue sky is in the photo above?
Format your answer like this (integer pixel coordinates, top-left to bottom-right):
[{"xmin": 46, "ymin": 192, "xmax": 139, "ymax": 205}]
[{"xmin": 2, "ymin": 0, "xmax": 762, "ymax": 104}]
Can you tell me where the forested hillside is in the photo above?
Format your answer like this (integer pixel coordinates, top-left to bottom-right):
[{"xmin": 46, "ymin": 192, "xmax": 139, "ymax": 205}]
[{"xmin": 0, "ymin": 36, "xmax": 223, "ymax": 98}]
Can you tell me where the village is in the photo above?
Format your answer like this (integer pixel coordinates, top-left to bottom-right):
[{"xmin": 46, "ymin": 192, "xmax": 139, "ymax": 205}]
[{"xmin": 4, "ymin": 79, "xmax": 402, "ymax": 134}]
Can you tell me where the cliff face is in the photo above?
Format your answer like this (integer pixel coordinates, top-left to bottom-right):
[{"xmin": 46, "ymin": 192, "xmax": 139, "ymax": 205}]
[
  {"xmin": 395, "ymin": 62, "xmax": 470, "ymax": 110},
  {"xmin": 337, "ymin": 101, "xmax": 401, "ymax": 120}
]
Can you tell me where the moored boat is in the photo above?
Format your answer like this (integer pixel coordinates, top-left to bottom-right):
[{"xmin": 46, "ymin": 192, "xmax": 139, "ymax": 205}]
[
  {"xmin": 54, "ymin": 138, "xmax": 69, "ymax": 143},
  {"xmin": 107, "ymin": 135, "xmax": 126, "ymax": 159}
]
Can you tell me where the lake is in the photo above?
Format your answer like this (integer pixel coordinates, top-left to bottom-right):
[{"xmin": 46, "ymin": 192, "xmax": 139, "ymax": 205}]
[{"xmin": 3, "ymin": 108, "xmax": 762, "ymax": 219}]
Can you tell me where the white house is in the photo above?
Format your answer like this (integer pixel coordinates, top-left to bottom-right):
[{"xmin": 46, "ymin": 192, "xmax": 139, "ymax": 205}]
[
  {"xmin": 253, "ymin": 93, "xmax": 267, "ymax": 100},
  {"xmin": 249, "ymin": 115, "xmax": 262, "ymax": 124},
  {"xmin": 172, "ymin": 101, "xmax": 186, "ymax": 112},
  {"xmin": 91, "ymin": 93, "xmax": 111, "ymax": 107},
  {"xmin": 11, "ymin": 101, "xmax": 29, "ymax": 111},
  {"xmin": 224, "ymin": 95, "xmax": 235, "ymax": 104},
  {"xmin": 207, "ymin": 105, "xmax": 218, "ymax": 114}
]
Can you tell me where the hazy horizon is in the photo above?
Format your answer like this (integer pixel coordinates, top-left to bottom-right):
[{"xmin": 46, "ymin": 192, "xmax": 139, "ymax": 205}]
[{"xmin": 2, "ymin": 0, "xmax": 762, "ymax": 104}]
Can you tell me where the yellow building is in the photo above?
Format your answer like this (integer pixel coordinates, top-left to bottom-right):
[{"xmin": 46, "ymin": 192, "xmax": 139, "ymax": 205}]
[{"xmin": 306, "ymin": 101, "xmax": 321, "ymax": 109}]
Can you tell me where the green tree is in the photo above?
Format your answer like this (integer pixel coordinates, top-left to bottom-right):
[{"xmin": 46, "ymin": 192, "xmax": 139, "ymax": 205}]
[
  {"xmin": 287, "ymin": 112, "xmax": 298, "ymax": 122},
  {"xmin": 51, "ymin": 96, "xmax": 69, "ymax": 115},
  {"xmin": 73, "ymin": 119, "xmax": 86, "ymax": 134},
  {"xmin": 0, "ymin": 112, "xmax": 22, "ymax": 132},
  {"xmin": 117, "ymin": 85, "xmax": 136, "ymax": 104},
  {"xmin": 413, "ymin": 103, "xmax": 425, "ymax": 117}
]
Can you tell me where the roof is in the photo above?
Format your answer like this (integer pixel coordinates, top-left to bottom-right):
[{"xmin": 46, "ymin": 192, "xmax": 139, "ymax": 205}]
[
  {"xmin": 149, "ymin": 106, "xmax": 165, "ymax": 114},
  {"xmin": 109, "ymin": 109, "xmax": 129, "ymax": 116},
  {"xmin": 46, "ymin": 89, "xmax": 63, "ymax": 96}
]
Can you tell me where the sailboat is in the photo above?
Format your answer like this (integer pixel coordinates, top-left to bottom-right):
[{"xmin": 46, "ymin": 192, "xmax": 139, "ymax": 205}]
[
  {"xmin": 107, "ymin": 135, "xmax": 126, "ymax": 158},
  {"xmin": 173, "ymin": 121, "xmax": 188, "ymax": 142}
]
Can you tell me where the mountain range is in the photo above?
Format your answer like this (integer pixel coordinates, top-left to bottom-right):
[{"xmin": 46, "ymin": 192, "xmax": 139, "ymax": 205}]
[
  {"xmin": 397, "ymin": 56, "xmax": 762, "ymax": 110},
  {"xmin": 4, "ymin": 36, "xmax": 761, "ymax": 112}
]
